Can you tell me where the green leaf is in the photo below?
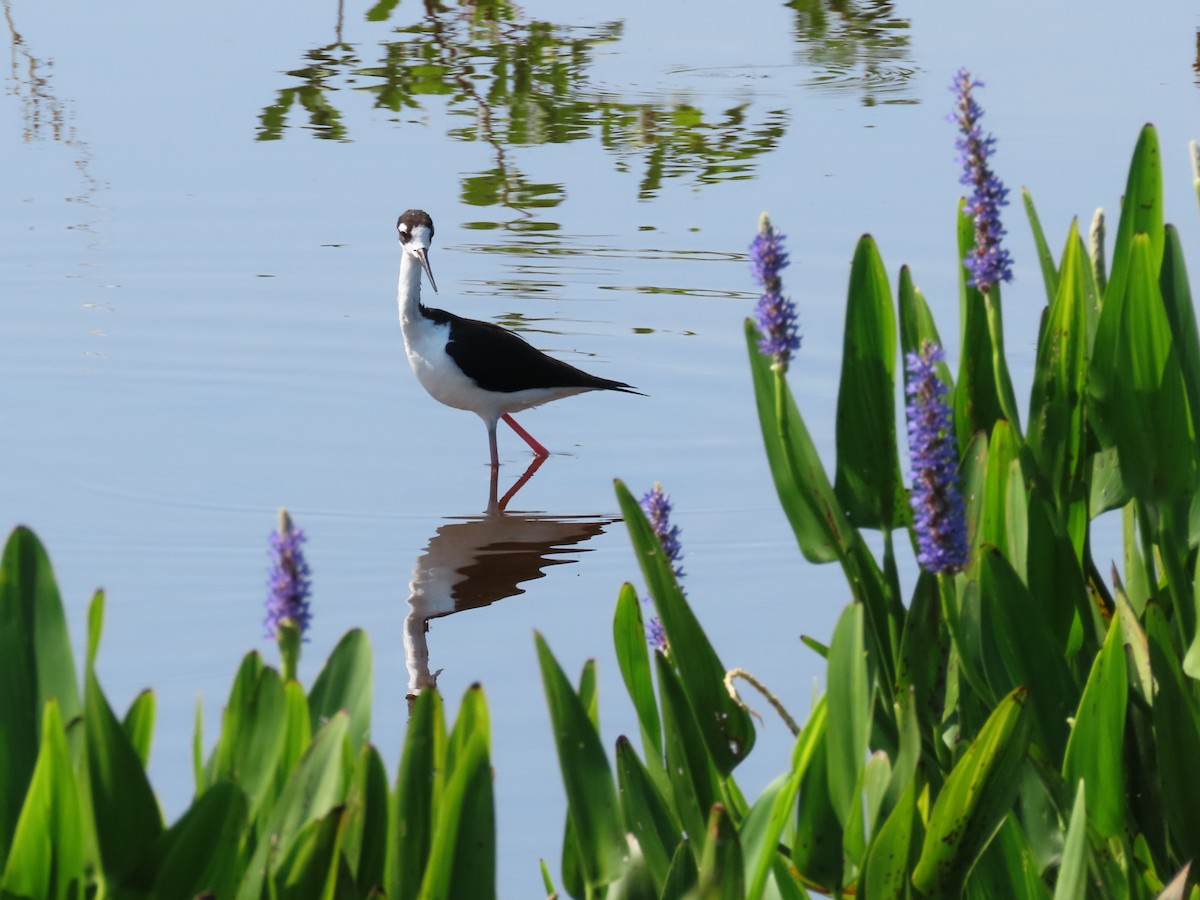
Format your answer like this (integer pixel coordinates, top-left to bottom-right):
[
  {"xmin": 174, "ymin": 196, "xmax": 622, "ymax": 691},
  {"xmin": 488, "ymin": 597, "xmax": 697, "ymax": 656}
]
[
  {"xmin": 236, "ymin": 713, "xmax": 352, "ymax": 900},
  {"xmin": 791, "ymin": 720, "xmax": 843, "ymax": 893},
  {"xmin": 613, "ymin": 583, "xmax": 664, "ymax": 773},
  {"xmin": 388, "ymin": 687, "xmax": 444, "ymax": 900},
  {"xmin": 616, "ymin": 479, "xmax": 756, "ymax": 773},
  {"xmin": 210, "ymin": 651, "xmax": 289, "ymax": 819},
  {"xmin": 122, "ymin": 689, "xmax": 156, "ymax": 769},
  {"xmin": 976, "ymin": 546, "xmax": 1076, "ymax": 761},
  {"xmin": 825, "ymin": 604, "xmax": 869, "ymax": 828},
  {"xmin": 1022, "ymin": 187, "xmax": 1060, "ymax": 303},
  {"xmin": 657, "ymin": 652, "xmax": 717, "ymax": 858},
  {"xmin": 0, "ymin": 700, "xmax": 85, "ymax": 900},
  {"xmin": 0, "ymin": 527, "xmax": 81, "ymax": 866},
  {"xmin": 418, "ymin": 685, "xmax": 495, "ymax": 900},
  {"xmin": 863, "ymin": 777, "xmax": 920, "ymax": 900},
  {"xmin": 150, "ymin": 781, "xmax": 248, "ymax": 900},
  {"xmin": 272, "ymin": 805, "xmax": 351, "ymax": 900},
  {"xmin": 1061, "ymin": 613, "xmax": 1127, "ymax": 840},
  {"xmin": 309, "ymin": 628, "xmax": 373, "ymax": 749},
  {"xmin": 1092, "ymin": 124, "xmax": 1165, "ymax": 446},
  {"xmin": 835, "ymin": 234, "xmax": 903, "ymax": 530},
  {"xmin": 745, "ymin": 320, "xmax": 844, "ymax": 563},
  {"xmin": 745, "ymin": 697, "xmax": 826, "ymax": 899},
  {"xmin": 343, "ymin": 744, "xmax": 389, "ymax": 895},
  {"xmin": 1027, "ymin": 222, "xmax": 1089, "ymax": 503},
  {"xmin": 898, "ymin": 266, "xmax": 950, "ymax": 377},
  {"xmin": 662, "ymin": 839, "xmax": 699, "ymax": 898},
  {"xmin": 912, "ymin": 686, "xmax": 1034, "ymax": 898},
  {"xmin": 1145, "ymin": 603, "xmax": 1200, "ymax": 864},
  {"xmin": 615, "ymin": 737, "xmax": 679, "ymax": 891},
  {"xmin": 954, "ymin": 200, "xmax": 1020, "ymax": 443},
  {"xmin": 85, "ymin": 665, "xmax": 164, "ymax": 888},
  {"xmin": 1053, "ymin": 781, "xmax": 1088, "ymax": 900},
  {"xmin": 1109, "ymin": 234, "xmax": 1198, "ymax": 503},
  {"xmin": 535, "ymin": 633, "xmax": 624, "ymax": 890},
  {"xmin": 696, "ymin": 804, "xmax": 744, "ymax": 900}
]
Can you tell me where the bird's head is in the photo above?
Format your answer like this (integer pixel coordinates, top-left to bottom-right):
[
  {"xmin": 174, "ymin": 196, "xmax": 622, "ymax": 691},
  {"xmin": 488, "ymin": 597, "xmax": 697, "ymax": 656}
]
[{"xmin": 397, "ymin": 209, "xmax": 438, "ymax": 293}]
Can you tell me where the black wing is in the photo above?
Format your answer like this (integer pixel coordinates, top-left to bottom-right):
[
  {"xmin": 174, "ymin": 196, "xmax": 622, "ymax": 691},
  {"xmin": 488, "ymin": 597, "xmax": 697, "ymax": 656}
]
[{"xmin": 425, "ymin": 306, "xmax": 643, "ymax": 396}]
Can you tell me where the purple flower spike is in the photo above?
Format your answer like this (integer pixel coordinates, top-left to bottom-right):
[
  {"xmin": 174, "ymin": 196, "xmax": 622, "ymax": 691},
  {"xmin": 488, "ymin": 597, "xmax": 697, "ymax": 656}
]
[
  {"xmin": 951, "ymin": 68, "xmax": 1013, "ymax": 293},
  {"xmin": 265, "ymin": 510, "xmax": 312, "ymax": 640},
  {"xmin": 905, "ymin": 343, "xmax": 969, "ymax": 574},
  {"xmin": 750, "ymin": 212, "xmax": 801, "ymax": 371},
  {"xmin": 640, "ymin": 482, "xmax": 685, "ymax": 651}
]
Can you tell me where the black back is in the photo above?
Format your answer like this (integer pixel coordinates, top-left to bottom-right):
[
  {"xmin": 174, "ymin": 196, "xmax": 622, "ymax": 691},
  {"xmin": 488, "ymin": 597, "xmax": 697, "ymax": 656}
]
[{"xmin": 423, "ymin": 306, "xmax": 642, "ymax": 396}]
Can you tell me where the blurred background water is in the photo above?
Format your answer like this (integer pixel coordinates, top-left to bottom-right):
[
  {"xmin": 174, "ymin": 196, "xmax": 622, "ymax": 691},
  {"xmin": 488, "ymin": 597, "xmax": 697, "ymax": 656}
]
[{"xmin": 4, "ymin": 0, "xmax": 1199, "ymax": 892}]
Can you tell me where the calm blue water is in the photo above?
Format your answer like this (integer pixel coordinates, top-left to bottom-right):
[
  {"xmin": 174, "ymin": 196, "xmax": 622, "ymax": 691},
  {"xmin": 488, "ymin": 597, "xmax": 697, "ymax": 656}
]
[{"xmin": 4, "ymin": 0, "xmax": 1198, "ymax": 892}]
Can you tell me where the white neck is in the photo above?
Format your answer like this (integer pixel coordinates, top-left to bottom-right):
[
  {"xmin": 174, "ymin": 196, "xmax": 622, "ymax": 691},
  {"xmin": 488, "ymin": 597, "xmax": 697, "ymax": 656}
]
[{"xmin": 398, "ymin": 249, "xmax": 424, "ymax": 325}]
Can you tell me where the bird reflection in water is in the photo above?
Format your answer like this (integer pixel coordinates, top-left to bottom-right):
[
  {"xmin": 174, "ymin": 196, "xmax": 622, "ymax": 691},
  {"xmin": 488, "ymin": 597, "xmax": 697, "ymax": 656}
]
[{"xmin": 404, "ymin": 456, "xmax": 618, "ymax": 703}]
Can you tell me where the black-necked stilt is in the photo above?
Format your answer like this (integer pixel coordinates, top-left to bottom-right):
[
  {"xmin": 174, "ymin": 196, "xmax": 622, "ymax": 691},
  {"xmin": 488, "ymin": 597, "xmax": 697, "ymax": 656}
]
[{"xmin": 396, "ymin": 209, "xmax": 642, "ymax": 468}]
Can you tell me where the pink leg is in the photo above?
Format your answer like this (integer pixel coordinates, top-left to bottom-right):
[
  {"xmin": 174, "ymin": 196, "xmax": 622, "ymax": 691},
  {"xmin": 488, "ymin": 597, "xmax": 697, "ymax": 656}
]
[{"xmin": 502, "ymin": 413, "xmax": 549, "ymax": 459}]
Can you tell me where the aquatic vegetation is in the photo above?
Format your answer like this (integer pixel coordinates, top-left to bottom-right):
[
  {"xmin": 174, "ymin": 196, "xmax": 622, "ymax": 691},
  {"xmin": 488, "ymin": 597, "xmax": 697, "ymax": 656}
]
[
  {"xmin": 749, "ymin": 212, "xmax": 801, "ymax": 371},
  {"xmin": 951, "ymin": 67, "xmax": 1013, "ymax": 293},
  {"xmin": 263, "ymin": 507, "xmax": 313, "ymax": 641},
  {"xmin": 639, "ymin": 481, "xmax": 683, "ymax": 651},
  {"xmin": 904, "ymin": 341, "xmax": 969, "ymax": 574}
]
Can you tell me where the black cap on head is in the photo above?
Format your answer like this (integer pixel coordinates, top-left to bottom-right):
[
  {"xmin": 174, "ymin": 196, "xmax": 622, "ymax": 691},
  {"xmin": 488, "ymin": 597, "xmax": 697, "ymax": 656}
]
[{"xmin": 397, "ymin": 209, "xmax": 435, "ymax": 243}]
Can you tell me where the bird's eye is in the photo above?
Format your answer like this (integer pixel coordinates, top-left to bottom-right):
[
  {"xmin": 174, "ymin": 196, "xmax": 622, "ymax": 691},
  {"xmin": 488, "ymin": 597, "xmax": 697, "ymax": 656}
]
[{"xmin": 397, "ymin": 226, "xmax": 409, "ymax": 244}]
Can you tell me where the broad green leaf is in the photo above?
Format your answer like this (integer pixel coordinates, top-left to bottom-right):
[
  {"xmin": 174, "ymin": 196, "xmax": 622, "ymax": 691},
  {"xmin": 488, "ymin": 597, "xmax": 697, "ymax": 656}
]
[
  {"xmin": 271, "ymin": 805, "xmax": 350, "ymax": 900},
  {"xmin": 85, "ymin": 666, "xmax": 164, "ymax": 888},
  {"xmin": 236, "ymin": 713, "xmax": 352, "ymax": 900},
  {"xmin": 656, "ymin": 652, "xmax": 717, "ymax": 859},
  {"xmin": 343, "ymin": 744, "xmax": 389, "ymax": 895},
  {"xmin": 745, "ymin": 697, "xmax": 827, "ymax": 900},
  {"xmin": 863, "ymin": 777, "xmax": 919, "ymax": 900},
  {"xmin": 977, "ymin": 547, "xmax": 1075, "ymax": 761},
  {"xmin": 697, "ymin": 804, "xmax": 744, "ymax": 900},
  {"xmin": 1053, "ymin": 782, "xmax": 1088, "ymax": 900},
  {"xmin": 535, "ymin": 633, "xmax": 624, "ymax": 890},
  {"xmin": 0, "ymin": 527, "xmax": 81, "ymax": 865},
  {"xmin": 1061, "ymin": 613, "xmax": 1127, "ymax": 840},
  {"xmin": 791, "ymin": 722, "xmax": 843, "ymax": 894},
  {"xmin": 419, "ymin": 685, "xmax": 495, "ymax": 900},
  {"xmin": 954, "ymin": 200, "xmax": 1020, "ymax": 443},
  {"xmin": 662, "ymin": 839, "xmax": 699, "ymax": 898},
  {"xmin": 276, "ymin": 679, "xmax": 313, "ymax": 794},
  {"xmin": 912, "ymin": 686, "xmax": 1034, "ymax": 898},
  {"xmin": 0, "ymin": 700, "xmax": 85, "ymax": 900},
  {"xmin": 617, "ymin": 479, "xmax": 756, "ymax": 773},
  {"xmin": 964, "ymin": 816, "xmax": 1050, "ymax": 900},
  {"xmin": 898, "ymin": 266, "xmax": 949, "ymax": 377},
  {"xmin": 1022, "ymin": 187, "xmax": 1060, "ymax": 303},
  {"xmin": 615, "ymin": 736, "xmax": 679, "ymax": 891},
  {"xmin": 835, "ymin": 234, "xmax": 903, "ymax": 530},
  {"xmin": 210, "ymin": 652, "xmax": 288, "ymax": 819},
  {"xmin": 150, "ymin": 781, "xmax": 248, "ymax": 900},
  {"xmin": 746, "ymin": 320, "xmax": 844, "ymax": 563},
  {"xmin": 613, "ymin": 584, "xmax": 664, "ymax": 780},
  {"xmin": 976, "ymin": 420, "xmax": 1020, "ymax": 561},
  {"xmin": 1159, "ymin": 225, "xmax": 1200, "ymax": 442},
  {"xmin": 825, "ymin": 604, "xmax": 869, "ymax": 829},
  {"xmin": 309, "ymin": 628, "xmax": 373, "ymax": 749},
  {"xmin": 1110, "ymin": 234, "xmax": 1198, "ymax": 503},
  {"xmin": 388, "ymin": 687, "xmax": 444, "ymax": 900},
  {"xmin": 1093, "ymin": 124, "xmax": 1165, "ymax": 445},
  {"xmin": 896, "ymin": 572, "xmax": 948, "ymax": 740},
  {"xmin": 1145, "ymin": 603, "xmax": 1200, "ymax": 864},
  {"xmin": 122, "ymin": 689, "xmax": 156, "ymax": 770},
  {"xmin": 1027, "ymin": 222, "xmax": 1089, "ymax": 504}
]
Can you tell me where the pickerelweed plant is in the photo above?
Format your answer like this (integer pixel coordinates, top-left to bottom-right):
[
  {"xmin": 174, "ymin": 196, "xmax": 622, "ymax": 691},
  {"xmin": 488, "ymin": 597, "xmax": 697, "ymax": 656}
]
[{"xmin": 4, "ymin": 81, "xmax": 1200, "ymax": 899}]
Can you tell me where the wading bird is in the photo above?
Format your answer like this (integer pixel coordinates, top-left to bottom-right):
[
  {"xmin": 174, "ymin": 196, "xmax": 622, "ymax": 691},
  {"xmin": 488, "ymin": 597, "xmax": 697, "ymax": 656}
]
[{"xmin": 395, "ymin": 209, "xmax": 642, "ymax": 468}]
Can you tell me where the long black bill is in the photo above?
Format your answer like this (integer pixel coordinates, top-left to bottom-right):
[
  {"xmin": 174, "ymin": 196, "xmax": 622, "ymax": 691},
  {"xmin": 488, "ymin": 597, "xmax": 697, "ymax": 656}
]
[{"xmin": 415, "ymin": 247, "xmax": 438, "ymax": 293}]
